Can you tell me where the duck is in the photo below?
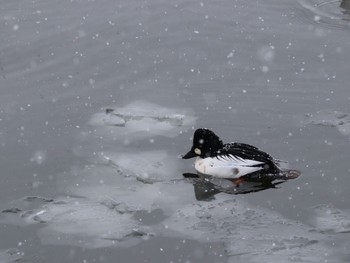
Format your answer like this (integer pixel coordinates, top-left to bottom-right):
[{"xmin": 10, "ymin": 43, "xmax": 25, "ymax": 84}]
[{"xmin": 182, "ymin": 128, "xmax": 300, "ymax": 185}]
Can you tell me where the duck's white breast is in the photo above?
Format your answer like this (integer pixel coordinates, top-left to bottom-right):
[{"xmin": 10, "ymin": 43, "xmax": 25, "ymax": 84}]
[{"xmin": 194, "ymin": 155, "xmax": 264, "ymax": 178}]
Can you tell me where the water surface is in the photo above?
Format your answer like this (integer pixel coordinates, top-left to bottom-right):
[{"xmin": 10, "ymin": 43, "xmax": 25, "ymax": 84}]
[{"xmin": 1, "ymin": 0, "xmax": 350, "ymax": 262}]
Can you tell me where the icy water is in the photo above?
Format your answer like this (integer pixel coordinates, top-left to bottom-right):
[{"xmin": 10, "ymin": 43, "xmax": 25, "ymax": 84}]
[{"xmin": 1, "ymin": 0, "xmax": 350, "ymax": 262}]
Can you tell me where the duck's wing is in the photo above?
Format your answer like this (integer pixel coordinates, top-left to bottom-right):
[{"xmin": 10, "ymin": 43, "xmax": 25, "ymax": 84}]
[{"xmin": 221, "ymin": 142, "xmax": 276, "ymax": 165}]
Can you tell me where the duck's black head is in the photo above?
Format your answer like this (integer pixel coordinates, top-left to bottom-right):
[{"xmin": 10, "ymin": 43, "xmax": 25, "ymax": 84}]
[{"xmin": 182, "ymin": 128, "xmax": 224, "ymax": 159}]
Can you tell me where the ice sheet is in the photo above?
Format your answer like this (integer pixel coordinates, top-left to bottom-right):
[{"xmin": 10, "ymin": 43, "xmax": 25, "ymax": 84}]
[
  {"xmin": 87, "ymin": 100, "xmax": 196, "ymax": 141},
  {"xmin": 311, "ymin": 204, "xmax": 350, "ymax": 234},
  {"xmin": 0, "ymin": 105, "xmax": 346, "ymax": 262},
  {"xmin": 305, "ymin": 110, "xmax": 350, "ymax": 136},
  {"xmin": 0, "ymin": 163, "xmax": 337, "ymax": 262},
  {"xmin": 0, "ymin": 249, "xmax": 23, "ymax": 263}
]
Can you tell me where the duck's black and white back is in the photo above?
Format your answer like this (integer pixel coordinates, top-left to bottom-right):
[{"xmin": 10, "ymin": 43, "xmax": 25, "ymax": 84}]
[{"xmin": 183, "ymin": 128, "xmax": 299, "ymax": 181}]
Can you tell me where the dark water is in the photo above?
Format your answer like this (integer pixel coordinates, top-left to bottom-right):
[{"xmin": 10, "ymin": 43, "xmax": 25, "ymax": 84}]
[{"xmin": 1, "ymin": 0, "xmax": 350, "ymax": 262}]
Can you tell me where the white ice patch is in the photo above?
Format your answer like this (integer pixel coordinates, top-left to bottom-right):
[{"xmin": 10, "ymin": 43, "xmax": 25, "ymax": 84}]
[
  {"xmin": 311, "ymin": 204, "xmax": 350, "ymax": 234},
  {"xmin": 2, "ymin": 195, "xmax": 153, "ymax": 249},
  {"xmin": 0, "ymin": 249, "xmax": 23, "ymax": 263},
  {"xmin": 88, "ymin": 112, "xmax": 126, "ymax": 127},
  {"xmin": 99, "ymin": 150, "xmax": 178, "ymax": 182},
  {"xmin": 55, "ymin": 165, "xmax": 194, "ymax": 215},
  {"xmin": 36, "ymin": 198, "xmax": 153, "ymax": 249},
  {"xmin": 0, "ymin": 164, "xmax": 195, "ymax": 249},
  {"xmin": 304, "ymin": 110, "xmax": 350, "ymax": 136},
  {"xmin": 88, "ymin": 100, "xmax": 196, "ymax": 141}
]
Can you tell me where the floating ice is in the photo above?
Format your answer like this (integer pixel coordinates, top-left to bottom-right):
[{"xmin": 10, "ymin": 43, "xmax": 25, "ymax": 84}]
[
  {"xmin": 88, "ymin": 101, "xmax": 196, "ymax": 141},
  {"xmin": 311, "ymin": 204, "xmax": 350, "ymax": 234},
  {"xmin": 156, "ymin": 195, "xmax": 331, "ymax": 263},
  {"xmin": 0, "ymin": 100, "xmax": 340, "ymax": 260},
  {"xmin": 0, "ymin": 163, "xmax": 336, "ymax": 261},
  {"xmin": 304, "ymin": 110, "xmax": 350, "ymax": 136},
  {"xmin": 14, "ymin": 197, "xmax": 150, "ymax": 248},
  {"xmin": 0, "ymin": 196, "xmax": 54, "ymax": 225},
  {"xmin": 0, "ymin": 164, "xmax": 195, "ymax": 249},
  {"xmin": 0, "ymin": 248, "xmax": 23, "ymax": 263},
  {"xmin": 35, "ymin": 198, "xmax": 154, "ymax": 249},
  {"xmin": 88, "ymin": 112, "xmax": 126, "ymax": 127},
  {"xmin": 98, "ymin": 149, "xmax": 179, "ymax": 182}
]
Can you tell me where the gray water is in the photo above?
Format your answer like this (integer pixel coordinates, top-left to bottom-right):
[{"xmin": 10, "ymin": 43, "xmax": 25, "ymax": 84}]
[{"xmin": 1, "ymin": 0, "xmax": 350, "ymax": 262}]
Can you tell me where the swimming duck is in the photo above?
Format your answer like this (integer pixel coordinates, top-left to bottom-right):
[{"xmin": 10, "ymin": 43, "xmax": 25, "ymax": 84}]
[{"xmin": 182, "ymin": 128, "xmax": 299, "ymax": 184}]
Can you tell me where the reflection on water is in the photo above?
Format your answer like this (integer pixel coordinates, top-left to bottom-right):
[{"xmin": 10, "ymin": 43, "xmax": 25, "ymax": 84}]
[
  {"xmin": 183, "ymin": 173, "xmax": 297, "ymax": 201},
  {"xmin": 186, "ymin": 176, "xmax": 284, "ymax": 201}
]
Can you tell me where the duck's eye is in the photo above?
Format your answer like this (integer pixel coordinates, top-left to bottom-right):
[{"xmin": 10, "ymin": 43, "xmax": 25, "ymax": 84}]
[
  {"xmin": 194, "ymin": 148, "xmax": 201, "ymax": 155},
  {"xmin": 199, "ymin": 139, "xmax": 204, "ymax": 145}
]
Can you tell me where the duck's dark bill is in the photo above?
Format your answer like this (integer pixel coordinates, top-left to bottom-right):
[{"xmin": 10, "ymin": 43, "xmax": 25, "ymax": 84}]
[{"xmin": 182, "ymin": 150, "xmax": 197, "ymax": 159}]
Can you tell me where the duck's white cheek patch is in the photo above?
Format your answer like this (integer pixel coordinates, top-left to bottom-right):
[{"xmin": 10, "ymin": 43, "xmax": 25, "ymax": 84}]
[{"xmin": 194, "ymin": 148, "xmax": 201, "ymax": 155}]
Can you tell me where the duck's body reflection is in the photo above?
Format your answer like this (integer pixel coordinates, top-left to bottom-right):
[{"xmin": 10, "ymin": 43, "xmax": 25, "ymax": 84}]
[{"xmin": 183, "ymin": 173, "xmax": 294, "ymax": 201}]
